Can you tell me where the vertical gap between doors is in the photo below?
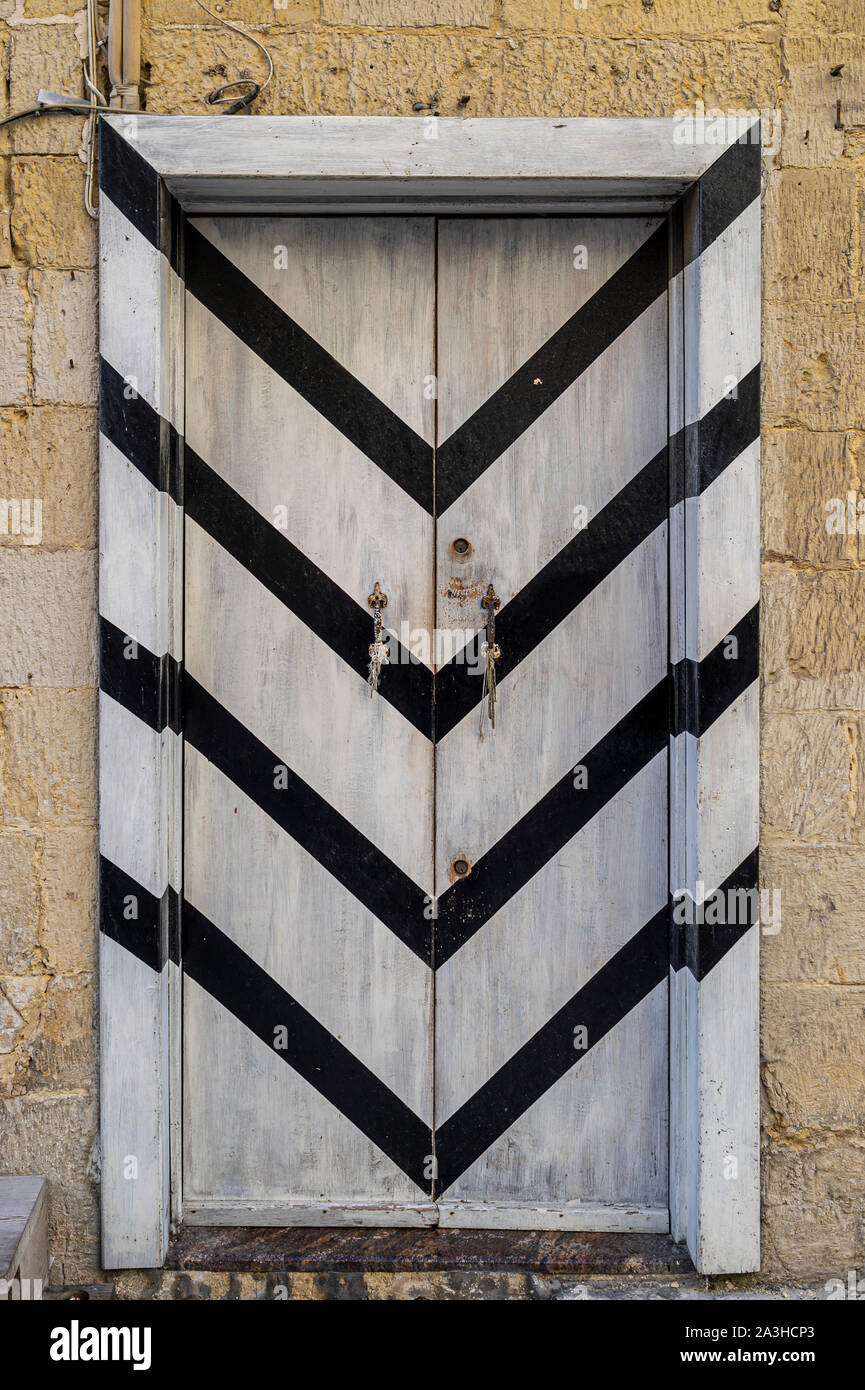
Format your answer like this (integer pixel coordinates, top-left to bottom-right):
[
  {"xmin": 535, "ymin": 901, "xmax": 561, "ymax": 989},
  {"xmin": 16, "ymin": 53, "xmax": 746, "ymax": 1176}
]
[
  {"xmin": 177, "ymin": 207, "xmax": 188, "ymax": 1229},
  {"xmin": 430, "ymin": 214, "xmax": 439, "ymax": 1205},
  {"xmin": 668, "ymin": 202, "xmax": 685, "ymax": 1229},
  {"xmin": 665, "ymin": 208, "xmax": 674, "ymax": 1218}
]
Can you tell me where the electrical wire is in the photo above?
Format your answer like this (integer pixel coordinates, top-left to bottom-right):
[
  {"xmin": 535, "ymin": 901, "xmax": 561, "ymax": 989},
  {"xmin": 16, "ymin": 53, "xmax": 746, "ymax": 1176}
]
[
  {"xmin": 192, "ymin": 0, "xmax": 274, "ymax": 114},
  {"xmin": 0, "ymin": 102, "xmax": 109, "ymax": 132},
  {"xmin": 0, "ymin": 102, "xmax": 109, "ymax": 222},
  {"xmin": 1, "ymin": 0, "xmax": 275, "ymax": 220},
  {"xmin": 83, "ymin": 0, "xmax": 106, "ymax": 218},
  {"xmin": 0, "ymin": 0, "xmax": 108, "ymax": 218}
]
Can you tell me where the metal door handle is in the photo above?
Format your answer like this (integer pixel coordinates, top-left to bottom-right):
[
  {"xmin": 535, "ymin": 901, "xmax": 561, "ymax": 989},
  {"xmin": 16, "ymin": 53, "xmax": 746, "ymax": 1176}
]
[
  {"xmin": 479, "ymin": 583, "xmax": 501, "ymax": 733},
  {"xmin": 367, "ymin": 581, "xmax": 389, "ymax": 695}
]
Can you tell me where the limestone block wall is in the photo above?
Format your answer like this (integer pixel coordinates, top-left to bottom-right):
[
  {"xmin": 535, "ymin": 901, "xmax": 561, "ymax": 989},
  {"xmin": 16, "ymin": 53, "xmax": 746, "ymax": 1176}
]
[{"xmin": 0, "ymin": 0, "xmax": 863, "ymax": 1284}]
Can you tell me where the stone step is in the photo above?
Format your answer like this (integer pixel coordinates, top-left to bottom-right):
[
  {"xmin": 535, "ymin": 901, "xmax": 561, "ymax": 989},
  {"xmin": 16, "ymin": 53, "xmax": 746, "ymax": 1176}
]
[{"xmin": 0, "ymin": 1176, "xmax": 48, "ymax": 1300}]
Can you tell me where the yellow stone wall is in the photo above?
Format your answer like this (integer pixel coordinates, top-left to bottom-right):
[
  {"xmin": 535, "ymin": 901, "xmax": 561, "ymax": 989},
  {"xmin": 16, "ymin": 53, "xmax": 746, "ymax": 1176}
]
[{"xmin": 1, "ymin": 0, "xmax": 864, "ymax": 1284}]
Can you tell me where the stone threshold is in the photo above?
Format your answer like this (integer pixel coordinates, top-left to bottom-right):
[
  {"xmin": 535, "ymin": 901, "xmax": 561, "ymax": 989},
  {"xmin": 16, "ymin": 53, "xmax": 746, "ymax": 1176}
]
[{"xmin": 166, "ymin": 1226, "xmax": 694, "ymax": 1276}]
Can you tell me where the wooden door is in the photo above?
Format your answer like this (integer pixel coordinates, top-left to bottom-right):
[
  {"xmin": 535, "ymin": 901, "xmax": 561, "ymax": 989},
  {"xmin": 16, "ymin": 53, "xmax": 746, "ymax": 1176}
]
[
  {"xmin": 182, "ymin": 218, "xmax": 437, "ymax": 1220},
  {"xmin": 181, "ymin": 214, "xmax": 669, "ymax": 1228},
  {"xmin": 433, "ymin": 218, "xmax": 669, "ymax": 1229}
]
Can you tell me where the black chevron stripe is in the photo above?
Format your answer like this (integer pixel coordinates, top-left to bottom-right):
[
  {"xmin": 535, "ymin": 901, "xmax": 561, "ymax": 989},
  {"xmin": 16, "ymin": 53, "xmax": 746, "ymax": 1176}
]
[
  {"xmin": 185, "ymin": 221, "xmax": 435, "ymax": 514},
  {"xmin": 434, "ymin": 904, "xmax": 669, "ymax": 1194},
  {"xmin": 99, "ymin": 356, "xmax": 182, "ymax": 503},
  {"xmin": 99, "ymin": 855, "xmax": 178, "ymax": 972},
  {"xmin": 100, "ymin": 615, "xmax": 181, "ymax": 735},
  {"xmin": 101, "ymin": 369, "xmax": 756, "ymax": 751},
  {"xmin": 182, "ymin": 899, "xmax": 432, "ymax": 1193},
  {"xmin": 435, "ymin": 680, "xmax": 669, "ymax": 967},
  {"xmin": 436, "ymin": 840, "xmax": 760, "ymax": 1190},
  {"xmin": 671, "ymin": 604, "xmax": 759, "ymax": 740},
  {"xmin": 682, "ymin": 362, "xmax": 760, "ymax": 504},
  {"xmin": 185, "ymin": 447, "xmax": 435, "ymax": 741},
  {"xmin": 693, "ymin": 847, "xmax": 759, "ymax": 979},
  {"xmin": 99, "ymin": 118, "xmax": 160, "ymax": 249},
  {"xmin": 183, "ymin": 421, "xmax": 749, "ymax": 752},
  {"xmin": 183, "ymin": 672, "xmax": 433, "ymax": 966},
  {"xmin": 101, "ymin": 294, "xmax": 754, "ymax": 759},
  {"xmin": 668, "ymin": 362, "xmax": 759, "ymax": 507},
  {"xmin": 435, "ymin": 359, "xmax": 756, "ymax": 739},
  {"xmin": 435, "ymin": 222, "xmax": 668, "ymax": 514},
  {"xmin": 181, "ymin": 667, "xmax": 667, "ymax": 971},
  {"xmin": 691, "ymin": 128, "xmax": 761, "ymax": 265},
  {"xmin": 98, "ymin": 844, "xmax": 756, "ymax": 1195},
  {"xmin": 100, "ymin": 126, "xmax": 757, "ymax": 525},
  {"xmin": 103, "ymin": 608, "xmax": 754, "ymax": 975},
  {"xmin": 435, "ymin": 445, "xmax": 669, "ymax": 741},
  {"xmin": 671, "ymin": 849, "xmax": 759, "ymax": 978}
]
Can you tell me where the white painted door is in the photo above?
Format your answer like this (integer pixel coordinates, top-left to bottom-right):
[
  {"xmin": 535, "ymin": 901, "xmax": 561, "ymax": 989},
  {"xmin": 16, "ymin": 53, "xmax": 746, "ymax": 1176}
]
[
  {"xmin": 181, "ymin": 218, "xmax": 437, "ymax": 1220},
  {"xmin": 181, "ymin": 215, "xmax": 669, "ymax": 1228},
  {"xmin": 433, "ymin": 218, "xmax": 669, "ymax": 1229}
]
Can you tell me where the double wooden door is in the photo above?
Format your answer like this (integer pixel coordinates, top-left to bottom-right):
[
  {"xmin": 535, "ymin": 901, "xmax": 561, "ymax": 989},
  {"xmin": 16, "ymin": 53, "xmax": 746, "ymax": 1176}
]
[{"xmin": 181, "ymin": 214, "xmax": 670, "ymax": 1228}]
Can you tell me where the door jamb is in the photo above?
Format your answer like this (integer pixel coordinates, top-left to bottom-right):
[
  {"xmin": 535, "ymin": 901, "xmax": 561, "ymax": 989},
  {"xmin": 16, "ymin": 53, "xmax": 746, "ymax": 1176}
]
[{"xmin": 97, "ymin": 115, "xmax": 761, "ymax": 1274}]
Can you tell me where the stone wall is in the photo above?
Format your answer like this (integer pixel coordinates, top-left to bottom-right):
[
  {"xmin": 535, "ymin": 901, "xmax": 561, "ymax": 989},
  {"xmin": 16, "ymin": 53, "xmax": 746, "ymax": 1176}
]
[{"xmin": 1, "ymin": 0, "xmax": 863, "ymax": 1285}]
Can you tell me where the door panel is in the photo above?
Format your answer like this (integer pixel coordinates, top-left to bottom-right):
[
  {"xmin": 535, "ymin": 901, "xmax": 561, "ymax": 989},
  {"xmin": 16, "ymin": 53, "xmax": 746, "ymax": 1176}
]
[
  {"xmin": 433, "ymin": 218, "xmax": 669, "ymax": 1216},
  {"xmin": 183, "ymin": 217, "xmax": 436, "ymax": 1211},
  {"xmin": 182, "ymin": 213, "xmax": 670, "ymax": 1225}
]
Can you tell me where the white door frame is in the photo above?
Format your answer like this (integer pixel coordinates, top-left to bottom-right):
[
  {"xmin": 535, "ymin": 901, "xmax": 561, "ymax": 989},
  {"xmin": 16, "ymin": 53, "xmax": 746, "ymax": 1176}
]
[{"xmin": 97, "ymin": 115, "xmax": 761, "ymax": 1273}]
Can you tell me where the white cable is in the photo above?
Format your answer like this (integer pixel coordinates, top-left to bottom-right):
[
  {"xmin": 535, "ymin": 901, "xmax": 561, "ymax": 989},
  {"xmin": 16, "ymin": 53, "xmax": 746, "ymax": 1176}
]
[
  {"xmin": 1, "ymin": 0, "xmax": 275, "ymax": 219},
  {"xmin": 83, "ymin": 0, "xmax": 107, "ymax": 218}
]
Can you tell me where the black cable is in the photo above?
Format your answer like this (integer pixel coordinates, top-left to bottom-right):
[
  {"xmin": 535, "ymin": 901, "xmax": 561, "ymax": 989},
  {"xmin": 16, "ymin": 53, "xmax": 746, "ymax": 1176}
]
[
  {"xmin": 205, "ymin": 79, "xmax": 260, "ymax": 116},
  {"xmin": 0, "ymin": 104, "xmax": 107, "ymax": 132}
]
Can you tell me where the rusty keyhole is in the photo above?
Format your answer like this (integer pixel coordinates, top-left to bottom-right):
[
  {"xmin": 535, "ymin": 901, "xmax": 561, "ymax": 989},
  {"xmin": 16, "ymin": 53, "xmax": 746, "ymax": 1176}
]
[
  {"xmin": 450, "ymin": 537, "xmax": 472, "ymax": 558},
  {"xmin": 450, "ymin": 855, "xmax": 471, "ymax": 880}
]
